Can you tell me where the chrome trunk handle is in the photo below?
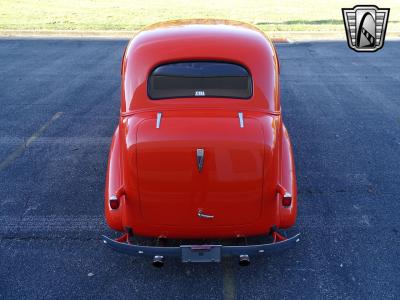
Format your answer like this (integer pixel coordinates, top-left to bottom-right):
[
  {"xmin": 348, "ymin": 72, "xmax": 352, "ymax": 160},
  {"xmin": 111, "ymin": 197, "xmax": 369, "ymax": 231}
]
[
  {"xmin": 198, "ymin": 209, "xmax": 214, "ymax": 219},
  {"xmin": 196, "ymin": 148, "xmax": 204, "ymax": 172}
]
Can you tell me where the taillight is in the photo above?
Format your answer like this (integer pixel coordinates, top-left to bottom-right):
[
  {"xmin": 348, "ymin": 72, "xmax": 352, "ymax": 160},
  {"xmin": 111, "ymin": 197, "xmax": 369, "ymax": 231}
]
[
  {"xmin": 109, "ymin": 186, "xmax": 125, "ymax": 210},
  {"xmin": 109, "ymin": 195, "xmax": 120, "ymax": 209},
  {"xmin": 282, "ymin": 192, "xmax": 292, "ymax": 207},
  {"xmin": 277, "ymin": 184, "xmax": 292, "ymax": 207}
]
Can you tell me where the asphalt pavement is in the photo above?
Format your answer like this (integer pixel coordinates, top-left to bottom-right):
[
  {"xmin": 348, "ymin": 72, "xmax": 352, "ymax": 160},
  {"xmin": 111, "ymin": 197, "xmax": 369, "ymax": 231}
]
[{"xmin": 0, "ymin": 38, "xmax": 399, "ymax": 299}]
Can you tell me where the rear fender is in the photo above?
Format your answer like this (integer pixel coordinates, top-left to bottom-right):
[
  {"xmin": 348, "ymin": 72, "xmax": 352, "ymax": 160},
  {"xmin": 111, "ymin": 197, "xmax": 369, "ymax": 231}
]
[
  {"xmin": 105, "ymin": 125, "xmax": 124, "ymax": 231},
  {"xmin": 278, "ymin": 124, "xmax": 297, "ymax": 228}
]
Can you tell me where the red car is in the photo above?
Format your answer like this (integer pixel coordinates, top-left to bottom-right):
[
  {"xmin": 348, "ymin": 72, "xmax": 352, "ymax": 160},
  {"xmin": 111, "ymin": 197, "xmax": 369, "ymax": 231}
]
[{"xmin": 103, "ymin": 20, "xmax": 299, "ymax": 266}]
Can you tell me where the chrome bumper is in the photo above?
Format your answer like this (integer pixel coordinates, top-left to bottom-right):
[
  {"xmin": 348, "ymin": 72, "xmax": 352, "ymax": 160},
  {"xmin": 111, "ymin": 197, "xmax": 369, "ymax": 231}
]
[{"xmin": 102, "ymin": 232, "xmax": 300, "ymax": 263}]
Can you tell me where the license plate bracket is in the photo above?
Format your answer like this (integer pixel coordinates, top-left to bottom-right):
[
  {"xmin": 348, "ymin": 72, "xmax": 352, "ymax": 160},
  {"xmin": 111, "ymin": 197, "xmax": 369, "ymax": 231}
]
[{"xmin": 181, "ymin": 245, "xmax": 221, "ymax": 262}]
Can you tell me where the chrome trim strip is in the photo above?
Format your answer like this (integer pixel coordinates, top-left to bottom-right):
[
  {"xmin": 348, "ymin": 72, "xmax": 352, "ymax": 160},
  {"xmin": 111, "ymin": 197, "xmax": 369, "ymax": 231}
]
[
  {"xmin": 238, "ymin": 112, "xmax": 244, "ymax": 128},
  {"xmin": 156, "ymin": 112, "xmax": 162, "ymax": 128}
]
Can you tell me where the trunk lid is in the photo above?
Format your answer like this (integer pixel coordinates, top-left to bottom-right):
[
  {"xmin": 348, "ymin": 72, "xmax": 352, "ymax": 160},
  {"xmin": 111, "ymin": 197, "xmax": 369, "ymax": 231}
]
[{"xmin": 136, "ymin": 113, "xmax": 265, "ymax": 226}]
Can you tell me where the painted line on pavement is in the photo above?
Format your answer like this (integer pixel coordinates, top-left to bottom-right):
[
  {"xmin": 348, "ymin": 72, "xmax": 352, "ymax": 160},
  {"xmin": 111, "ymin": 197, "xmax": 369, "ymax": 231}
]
[
  {"xmin": 223, "ymin": 259, "xmax": 236, "ymax": 300},
  {"xmin": 0, "ymin": 112, "xmax": 63, "ymax": 171}
]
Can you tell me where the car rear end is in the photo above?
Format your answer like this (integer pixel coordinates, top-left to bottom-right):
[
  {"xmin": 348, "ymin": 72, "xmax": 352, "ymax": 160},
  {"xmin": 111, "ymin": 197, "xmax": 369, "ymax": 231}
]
[{"xmin": 103, "ymin": 20, "xmax": 298, "ymax": 265}]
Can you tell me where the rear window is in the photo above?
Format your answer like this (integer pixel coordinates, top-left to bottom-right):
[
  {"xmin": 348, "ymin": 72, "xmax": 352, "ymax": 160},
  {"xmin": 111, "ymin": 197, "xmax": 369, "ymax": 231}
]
[{"xmin": 148, "ymin": 61, "xmax": 252, "ymax": 100}]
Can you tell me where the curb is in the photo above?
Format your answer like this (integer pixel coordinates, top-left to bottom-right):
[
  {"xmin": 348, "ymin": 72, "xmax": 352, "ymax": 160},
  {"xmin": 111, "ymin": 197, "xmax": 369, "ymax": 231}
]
[{"xmin": 1, "ymin": 29, "xmax": 400, "ymax": 42}]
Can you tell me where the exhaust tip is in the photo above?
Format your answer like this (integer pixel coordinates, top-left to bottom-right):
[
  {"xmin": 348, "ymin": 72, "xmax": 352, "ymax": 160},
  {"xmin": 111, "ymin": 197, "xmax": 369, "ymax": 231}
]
[
  {"xmin": 239, "ymin": 254, "xmax": 250, "ymax": 266},
  {"xmin": 152, "ymin": 255, "xmax": 164, "ymax": 268}
]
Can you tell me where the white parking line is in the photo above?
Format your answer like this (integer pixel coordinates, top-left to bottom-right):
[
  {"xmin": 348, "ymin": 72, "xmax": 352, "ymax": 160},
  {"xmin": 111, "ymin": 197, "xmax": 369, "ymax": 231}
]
[
  {"xmin": 0, "ymin": 137, "xmax": 111, "ymax": 145},
  {"xmin": 0, "ymin": 112, "xmax": 63, "ymax": 171},
  {"xmin": 223, "ymin": 260, "xmax": 236, "ymax": 300},
  {"xmin": 0, "ymin": 215, "xmax": 106, "ymax": 233}
]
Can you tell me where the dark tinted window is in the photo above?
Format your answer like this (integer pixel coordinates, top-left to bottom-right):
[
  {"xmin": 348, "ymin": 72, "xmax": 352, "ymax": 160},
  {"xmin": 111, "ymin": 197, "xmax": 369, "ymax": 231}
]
[{"xmin": 148, "ymin": 62, "xmax": 252, "ymax": 99}]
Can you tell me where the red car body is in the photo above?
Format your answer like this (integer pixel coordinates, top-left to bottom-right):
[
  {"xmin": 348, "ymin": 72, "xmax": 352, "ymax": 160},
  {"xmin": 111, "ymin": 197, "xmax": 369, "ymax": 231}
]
[{"xmin": 103, "ymin": 20, "xmax": 298, "ymax": 264}]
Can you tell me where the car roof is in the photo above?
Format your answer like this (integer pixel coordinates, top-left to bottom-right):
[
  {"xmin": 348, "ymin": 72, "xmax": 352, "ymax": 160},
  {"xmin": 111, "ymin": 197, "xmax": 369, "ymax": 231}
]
[{"xmin": 121, "ymin": 19, "xmax": 280, "ymax": 113}]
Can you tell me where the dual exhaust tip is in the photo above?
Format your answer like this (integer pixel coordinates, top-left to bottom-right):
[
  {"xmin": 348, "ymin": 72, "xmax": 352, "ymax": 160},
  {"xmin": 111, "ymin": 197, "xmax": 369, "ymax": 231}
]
[
  {"xmin": 152, "ymin": 254, "xmax": 250, "ymax": 267},
  {"xmin": 152, "ymin": 255, "xmax": 164, "ymax": 268},
  {"xmin": 238, "ymin": 254, "xmax": 250, "ymax": 266}
]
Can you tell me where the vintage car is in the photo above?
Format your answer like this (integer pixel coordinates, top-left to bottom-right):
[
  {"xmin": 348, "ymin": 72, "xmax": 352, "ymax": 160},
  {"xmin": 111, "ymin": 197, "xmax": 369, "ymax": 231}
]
[{"xmin": 102, "ymin": 19, "xmax": 299, "ymax": 266}]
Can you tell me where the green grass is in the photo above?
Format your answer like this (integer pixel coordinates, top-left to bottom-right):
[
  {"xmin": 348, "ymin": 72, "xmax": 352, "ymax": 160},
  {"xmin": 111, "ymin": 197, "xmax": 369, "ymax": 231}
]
[{"xmin": 1, "ymin": 0, "xmax": 399, "ymax": 32}]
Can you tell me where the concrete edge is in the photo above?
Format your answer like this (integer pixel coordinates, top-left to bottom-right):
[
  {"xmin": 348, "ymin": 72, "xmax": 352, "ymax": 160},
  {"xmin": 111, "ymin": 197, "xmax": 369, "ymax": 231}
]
[{"xmin": 1, "ymin": 30, "xmax": 400, "ymax": 42}]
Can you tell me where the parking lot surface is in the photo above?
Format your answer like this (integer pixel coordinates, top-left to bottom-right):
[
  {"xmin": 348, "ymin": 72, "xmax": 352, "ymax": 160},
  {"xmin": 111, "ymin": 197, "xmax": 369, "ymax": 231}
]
[{"xmin": 0, "ymin": 38, "xmax": 399, "ymax": 299}]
